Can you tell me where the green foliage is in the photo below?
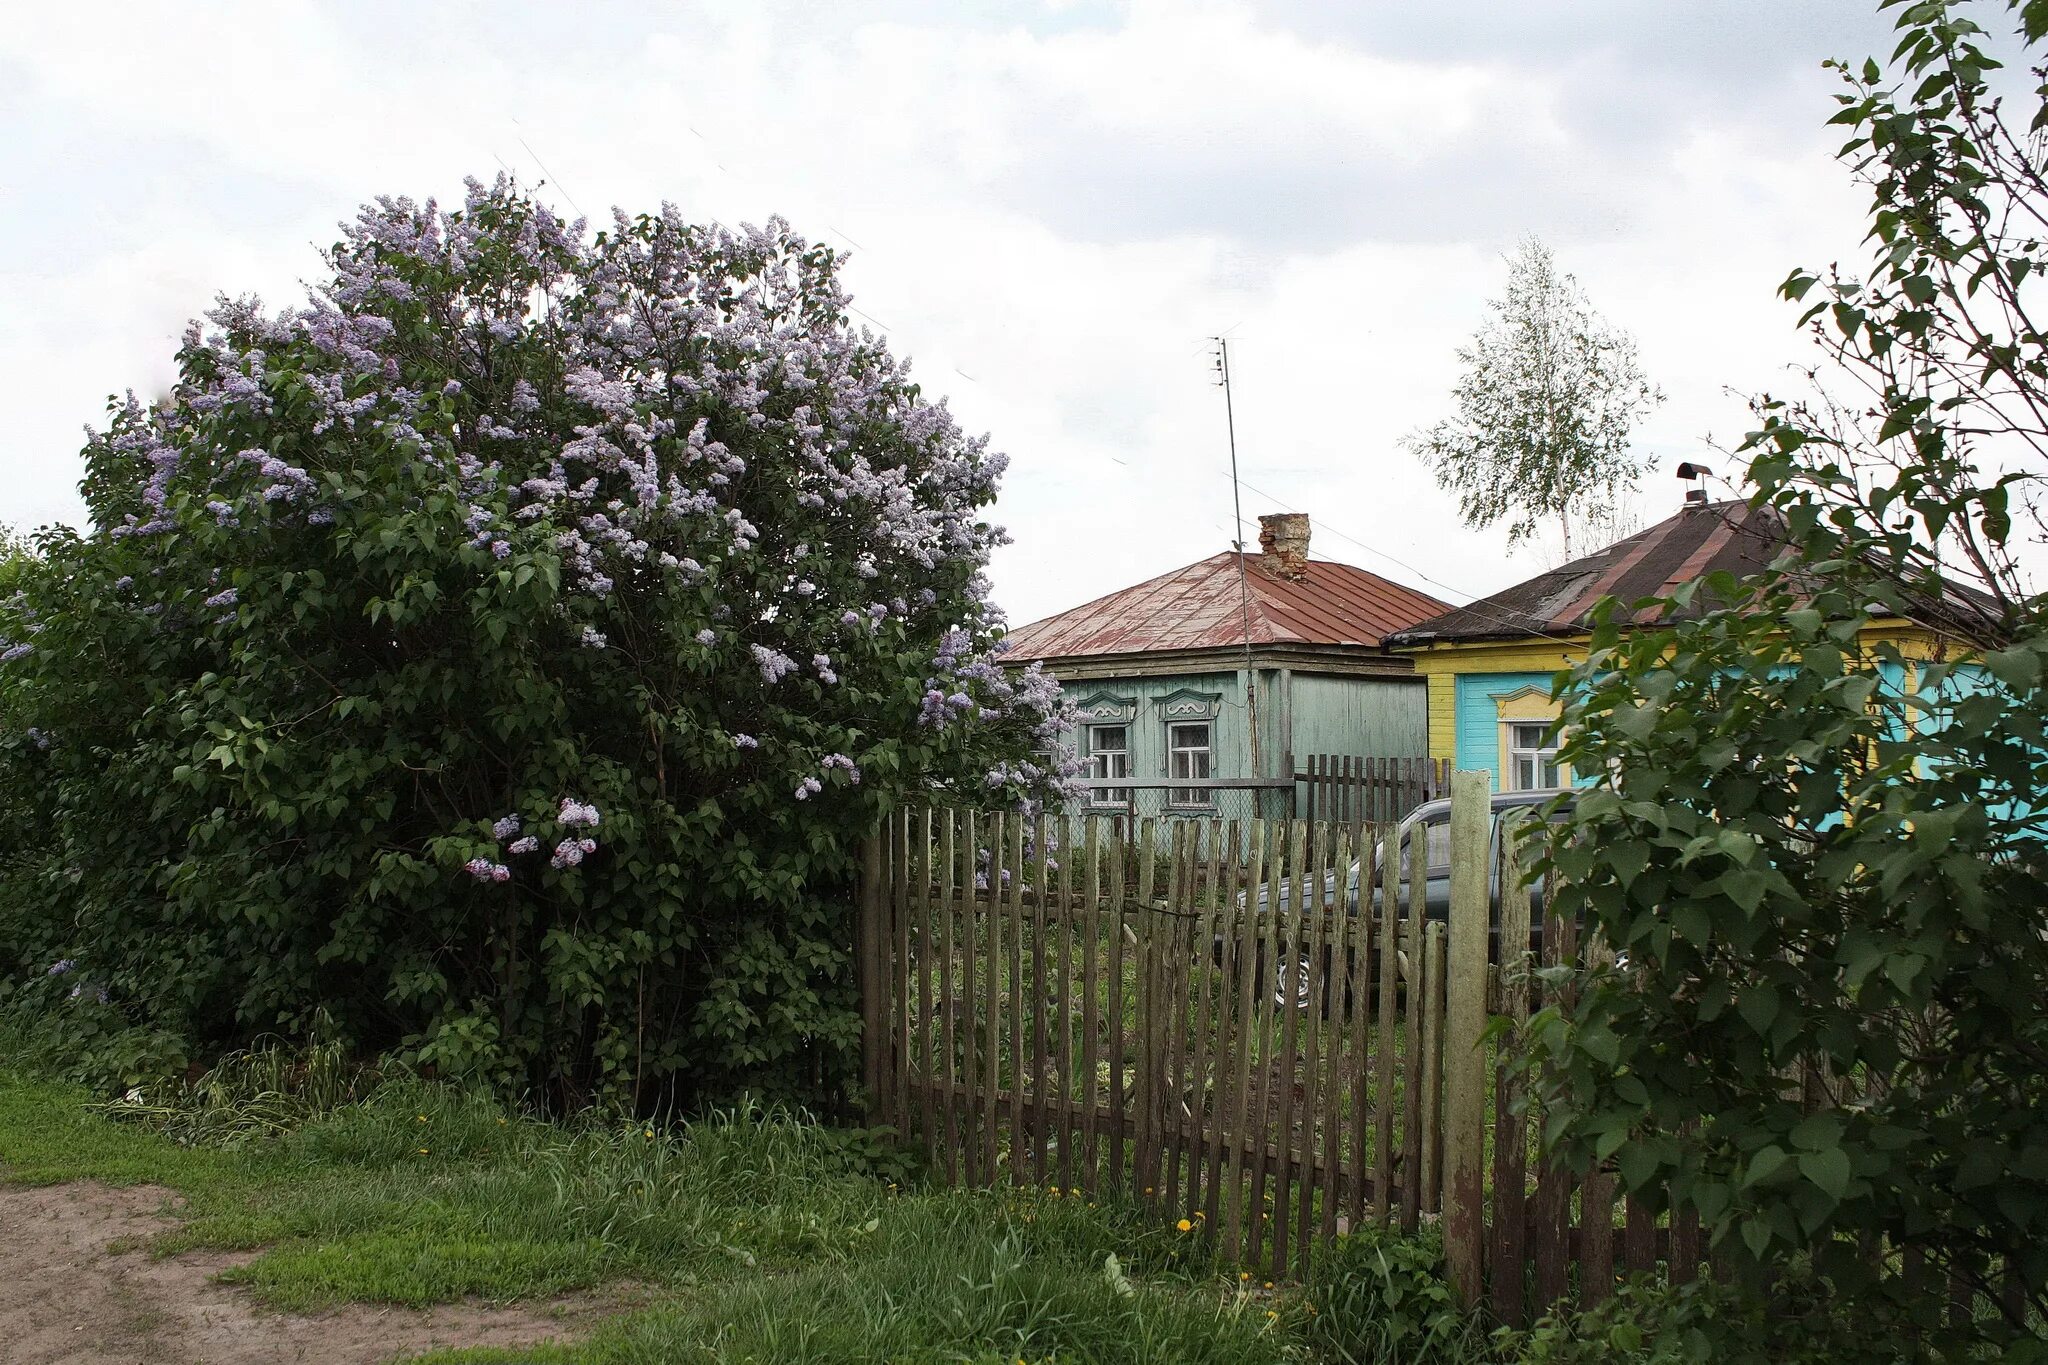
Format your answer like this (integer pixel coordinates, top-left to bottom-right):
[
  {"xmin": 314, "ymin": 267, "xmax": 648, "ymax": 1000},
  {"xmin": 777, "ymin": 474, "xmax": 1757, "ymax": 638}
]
[
  {"xmin": 1504, "ymin": 1266, "xmax": 1914, "ymax": 1365},
  {"xmin": 0, "ymin": 1066, "xmax": 1300, "ymax": 1364},
  {"xmin": 0, "ymin": 179, "xmax": 1069, "ymax": 1113},
  {"xmin": 1527, "ymin": 2, "xmax": 2048, "ymax": 1355},
  {"xmin": 1401, "ymin": 236, "xmax": 1662, "ymax": 556},
  {"xmin": 1301, "ymin": 1223, "xmax": 1491, "ymax": 1364},
  {"xmin": 93, "ymin": 1025, "xmax": 369, "ymax": 1147}
]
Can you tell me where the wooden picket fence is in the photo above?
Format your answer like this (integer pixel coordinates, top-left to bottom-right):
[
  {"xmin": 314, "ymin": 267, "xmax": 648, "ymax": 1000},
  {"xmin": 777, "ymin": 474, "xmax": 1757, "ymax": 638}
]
[
  {"xmin": 1295, "ymin": 754, "xmax": 1449, "ymax": 827},
  {"xmin": 857, "ymin": 805, "xmax": 1447, "ymax": 1279},
  {"xmin": 855, "ymin": 775, "xmax": 1717, "ymax": 1320}
]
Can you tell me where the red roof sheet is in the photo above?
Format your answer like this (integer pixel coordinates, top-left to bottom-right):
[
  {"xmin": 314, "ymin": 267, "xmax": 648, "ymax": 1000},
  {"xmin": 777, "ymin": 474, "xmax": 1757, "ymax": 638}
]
[{"xmin": 1005, "ymin": 552, "xmax": 1451, "ymax": 661}]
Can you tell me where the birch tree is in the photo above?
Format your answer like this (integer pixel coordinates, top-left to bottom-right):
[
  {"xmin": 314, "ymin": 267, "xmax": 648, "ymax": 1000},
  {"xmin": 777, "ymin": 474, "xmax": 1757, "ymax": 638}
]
[{"xmin": 1404, "ymin": 237, "xmax": 1663, "ymax": 557}]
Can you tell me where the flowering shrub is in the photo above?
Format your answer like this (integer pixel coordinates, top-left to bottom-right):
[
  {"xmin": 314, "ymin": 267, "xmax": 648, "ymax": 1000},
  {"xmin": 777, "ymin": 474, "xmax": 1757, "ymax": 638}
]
[{"xmin": 0, "ymin": 178, "xmax": 1072, "ymax": 1109}]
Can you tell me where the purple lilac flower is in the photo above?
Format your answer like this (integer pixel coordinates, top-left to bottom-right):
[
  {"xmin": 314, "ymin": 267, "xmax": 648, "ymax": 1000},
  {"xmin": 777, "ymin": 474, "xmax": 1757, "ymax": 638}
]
[
  {"xmin": 550, "ymin": 838, "xmax": 585, "ymax": 869},
  {"xmin": 113, "ymin": 576, "xmax": 134, "ymax": 591},
  {"xmin": 491, "ymin": 540, "xmax": 511, "ymax": 559},
  {"xmin": 794, "ymin": 776, "xmax": 823, "ymax": 801},
  {"xmin": 732, "ymin": 734, "xmax": 758, "ymax": 750},
  {"xmin": 463, "ymin": 856, "xmax": 509, "ymax": 882},
  {"xmin": 578, "ymin": 837, "xmax": 597, "ymax": 854},
  {"xmin": 558, "ymin": 798, "xmax": 601, "ymax": 828},
  {"xmin": 695, "ymin": 628, "xmax": 717, "ymax": 646},
  {"xmin": 492, "ymin": 815, "xmax": 521, "ymax": 841},
  {"xmin": 442, "ymin": 379, "xmax": 463, "ymax": 396},
  {"xmin": 580, "ymin": 626, "xmax": 608, "ymax": 649},
  {"xmin": 47, "ymin": 959, "xmax": 74, "ymax": 976},
  {"xmin": 508, "ymin": 835, "xmax": 539, "ymax": 855},
  {"xmin": 752, "ymin": 645, "xmax": 796, "ymax": 684},
  {"xmin": 204, "ymin": 588, "xmax": 238, "ymax": 610},
  {"xmin": 1, "ymin": 643, "xmax": 33, "ymax": 663}
]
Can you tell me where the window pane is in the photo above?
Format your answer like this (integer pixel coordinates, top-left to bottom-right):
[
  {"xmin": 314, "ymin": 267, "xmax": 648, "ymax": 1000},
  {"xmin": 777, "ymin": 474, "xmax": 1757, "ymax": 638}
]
[{"xmin": 1168, "ymin": 721, "xmax": 1212, "ymax": 806}]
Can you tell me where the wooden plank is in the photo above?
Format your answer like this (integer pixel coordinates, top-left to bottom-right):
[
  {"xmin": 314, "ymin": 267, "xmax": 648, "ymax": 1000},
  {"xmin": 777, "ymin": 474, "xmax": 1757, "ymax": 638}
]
[
  {"xmin": 1202, "ymin": 820, "xmax": 1240, "ymax": 1231},
  {"xmin": 1442, "ymin": 768, "xmax": 1492, "ymax": 1308},
  {"xmin": 1491, "ymin": 811, "xmax": 1535, "ymax": 1326},
  {"xmin": 1028, "ymin": 813, "xmax": 1051, "ymax": 1186},
  {"xmin": 1530, "ymin": 897, "xmax": 1575, "ymax": 1311},
  {"xmin": 1106, "ymin": 825, "xmax": 1129, "ymax": 1192},
  {"xmin": 1400, "ymin": 822, "xmax": 1425, "ymax": 1233},
  {"xmin": 959, "ymin": 811, "xmax": 983, "ymax": 1186},
  {"xmin": 895, "ymin": 811, "xmax": 914, "ymax": 1137},
  {"xmin": 1581, "ymin": 1168, "xmax": 1618, "ymax": 1308},
  {"xmin": 1245, "ymin": 819, "xmax": 1288, "ymax": 1266},
  {"xmin": 938, "ymin": 809, "xmax": 961, "ymax": 1185},
  {"xmin": 1053, "ymin": 815, "xmax": 1076, "ymax": 1192},
  {"xmin": 984, "ymin": 813, "xmax": 1006, "ymax": 1182},
  {"xmin": 1375, "ymin": 820, "xmax": 1400, "ymax": 1225},
  {"xmin": 1318, "ymin": 823, "xmax": 1353, "ymax": 1245},
  {"xmin": 1623, "ymin": 1193, "xmax": 1657, "ymax": 1277},
  {"xmin": 1080, "ymin": 818, "xmax": 1103, "ymax": 1192},
  {"xmin": 1269, "ymin": 820, "xmax": 1309, "ymax": 1278},
  {"xmin": 1344, "ymin": 824, "xmax": 1377, "ymax": 1229},
  {"xmin": 1161, "ymin": 821, "xmax": 1190, "ymax": 1212},
  {"xmin": 1185, "ymin": 819, "xmax": 1224, "ymax": 1229},
  {"xmin": 1420, "ymin": 921, "xmax": 1445, "ymax": 1214},
  {"xmin": 1009, "ymin": 814, "xmax": 1029, "ymax": 1186},
  {"xmin": 1294, "ymin": 819, "xmax": 1332, "ymax": 1272},
  {"xmin": 1221, "ymin": 819, "xmax": 1266, "ymax": 1261},
  {"xmin": 1671, "ymin": 1201, "xmax": 1701, "ymax": 1286},
  {"xmin": 1133, "ymin": 817, "xmax": 1159, "ymax": 1200},
  {"xmin": 915, "ymin": 810, "xmax": 936, "ymax": 1161},
  {"xmin": 859, "ymin": 830, "xmax": 883, "ymax": 1123}
]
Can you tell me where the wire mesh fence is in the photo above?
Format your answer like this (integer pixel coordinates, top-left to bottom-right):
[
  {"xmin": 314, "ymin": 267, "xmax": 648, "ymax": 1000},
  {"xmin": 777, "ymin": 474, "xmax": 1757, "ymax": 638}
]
[{"xmin": 1074, "ymin": 779, "xmax": 1293, "ymax": 826}]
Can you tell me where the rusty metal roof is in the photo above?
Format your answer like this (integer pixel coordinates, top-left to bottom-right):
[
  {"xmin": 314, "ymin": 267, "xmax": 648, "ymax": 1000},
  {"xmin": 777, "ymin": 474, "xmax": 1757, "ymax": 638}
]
[
  {"xmin": 1004, "ymin": 552, "xmax": 1451, "ymax": 661},
  {"xmin": 1385, "ymin": 500, "xmax": 1787, "ymax": 645},
  {"xmin": 1384, "ymin": 498, "xmax": 1996, "ymax": 646}
]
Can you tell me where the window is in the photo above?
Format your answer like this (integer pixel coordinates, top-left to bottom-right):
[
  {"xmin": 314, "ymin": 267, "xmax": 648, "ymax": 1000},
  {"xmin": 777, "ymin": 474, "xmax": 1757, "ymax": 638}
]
[
  {"xmin": 1088, "ymin": 724, "xmax": 1130, "ymax": 806},
  {"xmin": 1507, "ymin": 721, "xmax": 1561, "ymax": 791},
  {"xmin": 1168, "ymin": 721, "xmax": 1212, "ymax": 807}
]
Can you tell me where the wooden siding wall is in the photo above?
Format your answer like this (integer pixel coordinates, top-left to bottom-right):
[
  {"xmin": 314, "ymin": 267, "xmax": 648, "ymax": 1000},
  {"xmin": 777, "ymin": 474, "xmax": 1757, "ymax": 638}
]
[
  {"xmin": 1063, "ymin": 668, "xmax": 1429, "ymax": 811},
  {"xmin": 1285, "ymin": 673, "xmax": 1428, "ymax": 767},
  {"xmin": 1452, "ymin": 672, "xmax": 1552, "ymax": 789}
]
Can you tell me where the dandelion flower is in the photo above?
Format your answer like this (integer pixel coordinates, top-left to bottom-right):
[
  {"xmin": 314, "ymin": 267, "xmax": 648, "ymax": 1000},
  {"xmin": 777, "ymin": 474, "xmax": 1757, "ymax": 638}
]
[{"xmin": 1176, "ymin": 1218, "xmax": 1192, "ymax": 1232}]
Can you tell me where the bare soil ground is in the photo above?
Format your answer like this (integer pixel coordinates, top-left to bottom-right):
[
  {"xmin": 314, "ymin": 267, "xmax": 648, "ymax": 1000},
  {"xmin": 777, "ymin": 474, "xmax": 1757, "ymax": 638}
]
[{"xmin": 0, "ymin": 1181, "xmax": 601, "ymax": 1365}]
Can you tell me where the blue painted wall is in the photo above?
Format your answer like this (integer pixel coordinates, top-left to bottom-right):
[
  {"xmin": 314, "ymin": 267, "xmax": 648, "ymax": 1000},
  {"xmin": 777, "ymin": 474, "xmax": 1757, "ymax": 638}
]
[{"xmin": 1452, "ymin": 671, "xmax": 1554, "ymax": 787}]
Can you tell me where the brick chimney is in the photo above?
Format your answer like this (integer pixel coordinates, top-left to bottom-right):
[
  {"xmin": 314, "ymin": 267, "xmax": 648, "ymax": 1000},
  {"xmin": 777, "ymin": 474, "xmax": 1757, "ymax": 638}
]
[{"xmin": 1256, "ymin": 512, "xmax": 1310, "ymax": 580}]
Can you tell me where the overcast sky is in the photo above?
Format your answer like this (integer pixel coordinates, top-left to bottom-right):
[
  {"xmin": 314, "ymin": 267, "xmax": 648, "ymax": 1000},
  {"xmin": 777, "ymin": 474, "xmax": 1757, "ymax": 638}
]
[{"xmin": 0, "ymin": 1, "xmax": 1941, "ymax": 624}]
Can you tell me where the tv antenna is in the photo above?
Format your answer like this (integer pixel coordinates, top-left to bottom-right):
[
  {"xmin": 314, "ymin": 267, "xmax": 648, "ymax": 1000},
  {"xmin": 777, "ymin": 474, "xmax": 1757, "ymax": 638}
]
[{"xmin": 1214, "ymin": 337, "xmax": 1260, "ymax": 775}]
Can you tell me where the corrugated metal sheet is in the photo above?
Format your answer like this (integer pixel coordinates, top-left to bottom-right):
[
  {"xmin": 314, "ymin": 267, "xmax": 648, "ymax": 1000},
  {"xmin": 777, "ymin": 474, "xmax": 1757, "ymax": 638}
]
[
  {"xmin": 1005, "ymin": 552, "xmax": 1450, "ymax": 661},
  {"xmin": 1387, "ymin": 501, "xmax": 1786, "ymax": 645}
]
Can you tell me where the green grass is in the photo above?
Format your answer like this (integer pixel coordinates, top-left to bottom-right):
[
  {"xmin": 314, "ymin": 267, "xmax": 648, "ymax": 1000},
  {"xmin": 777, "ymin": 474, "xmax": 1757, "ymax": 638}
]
[{"xmin": 0, "ymin": 1050, "xmax": 1322, "ymax": 1364}]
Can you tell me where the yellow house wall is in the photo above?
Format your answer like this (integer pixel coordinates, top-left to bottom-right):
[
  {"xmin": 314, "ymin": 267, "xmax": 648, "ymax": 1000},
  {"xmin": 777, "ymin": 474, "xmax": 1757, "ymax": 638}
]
[{"xmin": 1401, "ymin": 619, "xmax": 1961, "ymax": 779}]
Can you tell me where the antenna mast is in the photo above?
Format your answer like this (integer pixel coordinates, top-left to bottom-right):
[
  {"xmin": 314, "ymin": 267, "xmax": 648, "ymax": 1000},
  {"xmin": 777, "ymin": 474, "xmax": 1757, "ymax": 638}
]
[{"xmin": 1215, "ymin": 337, "xmax": 1261, "ymax": 776}]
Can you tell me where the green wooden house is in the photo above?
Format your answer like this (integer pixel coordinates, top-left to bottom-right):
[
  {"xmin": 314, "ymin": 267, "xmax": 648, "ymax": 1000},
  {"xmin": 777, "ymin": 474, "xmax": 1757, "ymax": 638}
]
[{"xmin": 1004, "ymin": 514, "xmax": 1449, "ymax": 818}]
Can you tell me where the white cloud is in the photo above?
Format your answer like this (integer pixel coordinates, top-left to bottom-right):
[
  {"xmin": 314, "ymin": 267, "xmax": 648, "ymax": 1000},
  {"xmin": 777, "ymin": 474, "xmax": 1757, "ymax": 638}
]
[{"xmin": 0, "ymin": 0, "xmax": 1892, "ymax": 622}]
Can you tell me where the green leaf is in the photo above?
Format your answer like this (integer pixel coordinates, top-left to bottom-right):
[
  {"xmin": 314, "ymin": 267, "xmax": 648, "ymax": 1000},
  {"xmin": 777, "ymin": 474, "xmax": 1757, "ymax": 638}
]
[{"xmin": 1798, "ymin": 1147, "xmax": 1851, "ymax": 1200}]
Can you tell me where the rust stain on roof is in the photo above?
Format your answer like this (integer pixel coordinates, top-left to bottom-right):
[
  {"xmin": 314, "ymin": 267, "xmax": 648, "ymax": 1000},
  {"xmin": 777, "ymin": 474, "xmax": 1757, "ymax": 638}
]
[
  {"xmin": 1005, "ymin": 552, "xmax": 1451, "ymax": 661},
  {"xmin": 1386, "ymin": 501, "xmax": 1786, "ymax": 645}
]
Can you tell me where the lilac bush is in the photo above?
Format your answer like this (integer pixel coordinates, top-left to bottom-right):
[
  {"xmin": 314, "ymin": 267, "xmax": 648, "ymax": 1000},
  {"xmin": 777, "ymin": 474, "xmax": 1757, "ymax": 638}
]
[{"xmin": 0, "ymin": 178, "xmax": 1073, "ymax": 1109}]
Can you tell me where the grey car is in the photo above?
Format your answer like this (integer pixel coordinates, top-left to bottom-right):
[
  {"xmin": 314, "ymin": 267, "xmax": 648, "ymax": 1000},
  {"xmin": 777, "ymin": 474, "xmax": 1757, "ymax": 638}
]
[{"xmin": 1230, "ymin": 788, "xmax": 1576, "ymax": 1010}]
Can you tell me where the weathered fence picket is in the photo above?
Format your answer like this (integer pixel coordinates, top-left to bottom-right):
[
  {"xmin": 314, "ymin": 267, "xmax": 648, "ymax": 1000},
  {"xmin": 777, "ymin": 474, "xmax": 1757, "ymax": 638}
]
[{"xmin": 857, "ymin": 780, "xmax": 1786, "ymax": 1304}]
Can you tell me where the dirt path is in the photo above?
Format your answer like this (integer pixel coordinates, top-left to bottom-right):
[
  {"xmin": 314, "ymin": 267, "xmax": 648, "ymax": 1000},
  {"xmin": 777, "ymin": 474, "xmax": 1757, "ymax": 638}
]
[{"xmin": 0, "ymin": 1181, "xmax": 601, "ymax": 1365}]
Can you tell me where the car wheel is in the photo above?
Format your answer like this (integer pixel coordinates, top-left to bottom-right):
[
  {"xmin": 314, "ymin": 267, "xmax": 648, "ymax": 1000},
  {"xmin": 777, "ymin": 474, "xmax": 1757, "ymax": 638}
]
[{"xmin": 1273, "ymin": 952, "xmax": 1315, "ymax": 1011}]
